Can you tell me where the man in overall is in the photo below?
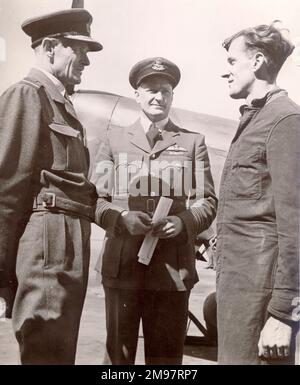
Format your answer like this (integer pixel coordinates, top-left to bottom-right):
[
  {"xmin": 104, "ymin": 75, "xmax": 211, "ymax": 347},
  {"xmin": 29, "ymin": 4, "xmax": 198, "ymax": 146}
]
[
  {"xmin": 92, "ymin": 57, "xmax": 217, "ymax": 364},
  {"xmin": 217, "ymin": 22, "xmax": 300, "ymax": 364},
  {"xmin": 0, "ymin": 9, "xmax": 102, "ymax": 364}
]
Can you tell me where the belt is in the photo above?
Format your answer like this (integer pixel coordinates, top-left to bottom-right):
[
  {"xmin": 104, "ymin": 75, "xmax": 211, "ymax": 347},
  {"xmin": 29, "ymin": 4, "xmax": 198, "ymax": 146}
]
[
  {"xmin": 115, "ymin": 196, "xmax": 187, "ymax": 215},
  {"xmin": 33, "ymin": 192, "xmax": 94, "ymax": 221}
]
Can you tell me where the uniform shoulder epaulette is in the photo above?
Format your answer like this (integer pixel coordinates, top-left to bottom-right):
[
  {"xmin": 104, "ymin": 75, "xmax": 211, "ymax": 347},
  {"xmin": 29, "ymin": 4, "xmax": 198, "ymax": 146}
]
[
  {"xmin": 176, "ymin": 125, "xmax": 200, "ymax": 135},
  {"xmin": 19, "ymin": 77, "xmax": 53, "ymax": 123}
]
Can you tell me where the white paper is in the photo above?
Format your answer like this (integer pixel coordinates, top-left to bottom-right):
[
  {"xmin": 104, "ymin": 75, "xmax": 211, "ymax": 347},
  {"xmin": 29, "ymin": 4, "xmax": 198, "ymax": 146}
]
[{"xmin": 138, "ymin": 197, "xmax": 173, "ymax": 265}]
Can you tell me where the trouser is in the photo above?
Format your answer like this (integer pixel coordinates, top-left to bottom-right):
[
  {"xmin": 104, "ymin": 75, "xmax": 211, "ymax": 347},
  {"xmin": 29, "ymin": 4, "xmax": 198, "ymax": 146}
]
[
  {"xmin": 103, "ymin": 287, "xmax": 190, "ymax": 365},
  {"xmin": 12, "ymin": 211, "xmax": 91, "ymax": 365},
  {"xmin": 217, "ymin": 288, "xmax": 299, "ymax": 365}
]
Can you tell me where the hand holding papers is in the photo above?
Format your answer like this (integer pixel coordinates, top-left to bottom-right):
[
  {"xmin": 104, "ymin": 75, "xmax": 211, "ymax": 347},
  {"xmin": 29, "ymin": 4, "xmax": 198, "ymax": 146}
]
[{"xmin": 138, "ymin": 197, "xmax": 173, "ymax": 265}]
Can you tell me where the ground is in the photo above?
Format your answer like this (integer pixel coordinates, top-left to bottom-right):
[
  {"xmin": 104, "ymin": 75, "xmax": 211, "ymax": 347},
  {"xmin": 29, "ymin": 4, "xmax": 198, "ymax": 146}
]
[{"xmin": 0, "ymin": 226, "xmax": 217, "ymax": 365}]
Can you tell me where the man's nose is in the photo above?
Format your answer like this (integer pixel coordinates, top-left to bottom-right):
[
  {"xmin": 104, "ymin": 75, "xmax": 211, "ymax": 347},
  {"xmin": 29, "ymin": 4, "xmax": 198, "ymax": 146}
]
[
  {"xmin": 82, "ymin": 53, "xmax": 90, "ymax": 67},
  {"xmin": 155, "ymin": 91, "xmax": 163, "ymax": 100}
]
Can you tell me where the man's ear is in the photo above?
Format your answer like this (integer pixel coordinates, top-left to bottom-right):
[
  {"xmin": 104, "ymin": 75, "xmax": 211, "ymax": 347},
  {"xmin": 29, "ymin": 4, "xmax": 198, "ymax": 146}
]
[
  {"xmin": 41, "ymin": 38, "xmax": 58, "ymax": 61},
  {"xmin": 134, "ymin": 89, "xmax": 140, "ymax": 104},
  {"xmin": 253, "ymin": 52, "xmax": 265, "ymax": 72}
]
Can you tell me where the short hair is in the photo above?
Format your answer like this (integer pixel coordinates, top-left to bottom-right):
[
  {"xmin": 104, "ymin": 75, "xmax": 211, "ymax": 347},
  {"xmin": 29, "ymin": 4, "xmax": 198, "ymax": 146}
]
[{"xmin": 223, "ymin": 21, "xmax": 295, "ymax": 76}]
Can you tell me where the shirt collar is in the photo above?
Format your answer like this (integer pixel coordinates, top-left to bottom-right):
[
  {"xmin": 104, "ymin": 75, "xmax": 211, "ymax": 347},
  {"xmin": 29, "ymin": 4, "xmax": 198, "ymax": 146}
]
[
  {"xmin": 239, "ymin": 87, "xmax": 286, "ymax": 115},
  {"xmin": 140, "ymin": 112, "xmax": 169, "ymax": 133},
  {"xmin": 34, "ymin": 67, "xmax": 66, "ymax": 97}
]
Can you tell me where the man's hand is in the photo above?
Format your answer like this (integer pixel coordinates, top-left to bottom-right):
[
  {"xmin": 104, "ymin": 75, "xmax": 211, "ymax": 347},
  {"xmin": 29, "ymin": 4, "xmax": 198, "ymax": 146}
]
[
  {"xmin": 151, "ymin": 215, "xmax": 183, "ymax": 239},
  {"xmin": 258, "ymin": 316, "xmax": 292, "ymax": 359},
  {"xmin": 120, "ymin": 211, "xmax": 152, "ymax": 235}
]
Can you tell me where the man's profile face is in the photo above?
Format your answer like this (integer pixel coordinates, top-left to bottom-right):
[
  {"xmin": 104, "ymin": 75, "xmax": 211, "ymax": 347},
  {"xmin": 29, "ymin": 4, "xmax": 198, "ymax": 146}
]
[
  {"xmin": 222, "ymin": 36, "xmax": 256, "ymax": 99},
  {"xmin": 135, "ymin": 76, "xmax": 173, "ymax": 122},
  {"xmin": 52, "ymin": 40, "xmax": 90, "ymax": 86}
]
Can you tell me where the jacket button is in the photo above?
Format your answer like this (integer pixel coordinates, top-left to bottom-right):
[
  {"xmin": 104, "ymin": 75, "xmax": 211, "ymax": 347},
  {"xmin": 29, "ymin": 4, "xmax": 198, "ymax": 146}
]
[{"xmin": 150, "ymin": 154, "xmax": 156, "ymax": 159}]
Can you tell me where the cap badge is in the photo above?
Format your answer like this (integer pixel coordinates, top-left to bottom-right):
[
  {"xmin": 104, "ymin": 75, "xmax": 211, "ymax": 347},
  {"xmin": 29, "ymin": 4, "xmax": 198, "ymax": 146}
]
[{"xmin": 152, "ymin": 59, "xmax": 166, "ymax": 71}]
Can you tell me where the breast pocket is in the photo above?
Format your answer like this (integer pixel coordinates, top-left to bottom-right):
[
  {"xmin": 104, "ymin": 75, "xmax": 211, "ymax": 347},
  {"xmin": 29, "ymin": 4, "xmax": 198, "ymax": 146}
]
[
  {"xmin": 49, "ymin": 122, "xmax": 88, "ymax": 173},
  {"xmin": 229, "ymin": 147, "xmax": 264, "ymax": 200}
]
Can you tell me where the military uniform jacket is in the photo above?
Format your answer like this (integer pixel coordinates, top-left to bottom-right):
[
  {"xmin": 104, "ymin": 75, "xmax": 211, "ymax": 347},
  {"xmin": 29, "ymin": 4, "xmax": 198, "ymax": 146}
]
[
  {"xmin": 216, "ymin": 90, "xmax": 300, "ymax": 363},
  {"xmin": 0, "ymin": 68, "xmax": 97, "ymax": 287},
  {"xmin": 92, "ymin": 119, "xmax": 217, "ymax": 291}
]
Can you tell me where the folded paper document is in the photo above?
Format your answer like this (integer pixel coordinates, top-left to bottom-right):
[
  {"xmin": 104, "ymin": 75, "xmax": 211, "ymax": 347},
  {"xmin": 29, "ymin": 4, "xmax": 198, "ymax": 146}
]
[{"xmin": 138, "ymin": 197, "xmax": 173, "ymax": 265}]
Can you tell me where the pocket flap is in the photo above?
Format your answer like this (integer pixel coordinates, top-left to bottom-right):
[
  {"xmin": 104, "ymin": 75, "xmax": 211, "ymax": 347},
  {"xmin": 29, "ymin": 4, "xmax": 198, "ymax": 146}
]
[
  {"xmin": 115, "ymin": 154, "xmax": 143, "ymax": 169},
  {"xmin": 49, "ymin": 123, "xmax": 81, "ymax": 138}
]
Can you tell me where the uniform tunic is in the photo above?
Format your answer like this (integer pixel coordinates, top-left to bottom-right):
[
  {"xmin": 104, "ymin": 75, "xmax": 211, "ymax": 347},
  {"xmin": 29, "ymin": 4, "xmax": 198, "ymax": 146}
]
[
  {"xmin": 92, "ymin": 118, "xmax": 217, "ymax": 364},
  {"xmin": 0, "ymin": 68, "xmax": 97, "ymax": 364}
]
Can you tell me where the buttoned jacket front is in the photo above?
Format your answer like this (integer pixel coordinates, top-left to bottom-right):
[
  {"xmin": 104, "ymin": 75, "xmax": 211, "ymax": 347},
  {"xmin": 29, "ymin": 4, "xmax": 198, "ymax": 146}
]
[
  {"xmin": 92, "ymin": 119, "xmax": 217, "ymax": 291},
  {"xmin": 0, "ymin": 68, "xmax": 97, "ymax": 286}
]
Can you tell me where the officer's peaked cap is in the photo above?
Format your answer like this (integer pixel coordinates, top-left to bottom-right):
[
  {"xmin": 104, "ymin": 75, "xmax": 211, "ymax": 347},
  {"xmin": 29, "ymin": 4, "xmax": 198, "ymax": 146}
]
[
  {"xmin": 129, "ymin": 57, "xmax": 181, "ymax": 89},
  {"xmin": 22, "ymin": 8, "xmax": 102, "ymax": 52}
]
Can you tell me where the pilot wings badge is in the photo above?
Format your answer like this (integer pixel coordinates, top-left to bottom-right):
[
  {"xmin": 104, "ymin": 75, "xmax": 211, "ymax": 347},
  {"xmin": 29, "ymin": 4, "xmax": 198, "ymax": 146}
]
[
  {"xmin": 166, "ymin": 144, "xmax": 188, "ymax": 154},
  {"xmin": 152, "ymin": 59, "xmax": 166, "ymax": 71}
]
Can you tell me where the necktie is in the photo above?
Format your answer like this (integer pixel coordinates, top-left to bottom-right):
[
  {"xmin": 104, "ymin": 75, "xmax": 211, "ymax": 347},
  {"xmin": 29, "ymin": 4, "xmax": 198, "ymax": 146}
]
[
  {"xmin": 64, "ymin": 91, "xmax": 77, "ymax": 118},
  {"xmin": 64, "ymin": 91, "xmax": 74, "ymax": 106},
  {"xmin": 146, "ymin": 123, "xmax": 160, "ymax": 149}
]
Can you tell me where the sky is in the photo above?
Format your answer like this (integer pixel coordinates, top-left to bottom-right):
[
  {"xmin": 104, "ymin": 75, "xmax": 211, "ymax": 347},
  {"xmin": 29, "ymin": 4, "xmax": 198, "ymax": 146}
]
[{"xmin": 0, "ymin": 0, "xmax": 300, "ymax": 120}]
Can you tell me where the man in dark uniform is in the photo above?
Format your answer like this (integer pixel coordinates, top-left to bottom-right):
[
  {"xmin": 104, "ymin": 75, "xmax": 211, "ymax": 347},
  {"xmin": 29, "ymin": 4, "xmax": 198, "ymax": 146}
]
[
  {"xmin": 217, "ymin": 22, "xmax": 300, "ymax": 364},
  {"xmin": 91, "ymin": 57, "xmax": 217, "ymax": 364},
  {"xmin": 0, "ymin": 9, "xmax": 102, "ymax": 364}
]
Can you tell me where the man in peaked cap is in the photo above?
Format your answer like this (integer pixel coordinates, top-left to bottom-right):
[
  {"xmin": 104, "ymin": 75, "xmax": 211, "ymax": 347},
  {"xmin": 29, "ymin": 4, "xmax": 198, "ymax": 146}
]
[
  {"xmin": 0, "ymin": 9, "xmax": 101, "ymax": 364},
  {"xmin": 129, "ymin": 57, "xmax": 181, "ymax": 89},
  {"xmin": 91, "ymin": 57, "xmax": 217, "ymax": 364}
]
